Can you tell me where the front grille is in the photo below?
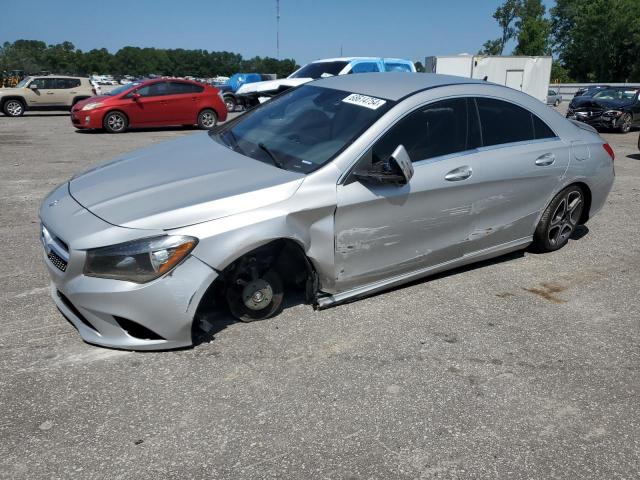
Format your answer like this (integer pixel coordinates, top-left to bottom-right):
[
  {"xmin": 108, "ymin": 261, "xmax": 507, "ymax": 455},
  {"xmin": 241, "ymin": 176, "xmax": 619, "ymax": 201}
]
[{"xmin": 48, "ymin": 250, "xmax": 68, "ymax": 271}]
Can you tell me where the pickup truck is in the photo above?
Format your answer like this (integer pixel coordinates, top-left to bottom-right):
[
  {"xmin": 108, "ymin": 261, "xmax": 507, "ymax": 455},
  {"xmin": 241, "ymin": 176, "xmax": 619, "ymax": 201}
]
[
  {"xmin": 235, "ymin": 57, "xmax": 416, "ymax": 109},
  {"xmin": 217, "ymin": 73, "xmax": 273, "ymax": 111}
]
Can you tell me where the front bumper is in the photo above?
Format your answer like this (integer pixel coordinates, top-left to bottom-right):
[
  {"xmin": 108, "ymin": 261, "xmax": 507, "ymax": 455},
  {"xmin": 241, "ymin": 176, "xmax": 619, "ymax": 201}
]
[
  {"xmin": 566, "ymin": 112, "xmax": 623, "ymax": 129},
  {"xmin": 47, "ymin": 254, "xmax": 217, "ymax": 350},
  {"xmin": 70, "ymin": 108, "xmax": 104, "ymax": 129},
  {"xmin": 40, "ymin": 185, "xmax": 218, "ymax": 350}
]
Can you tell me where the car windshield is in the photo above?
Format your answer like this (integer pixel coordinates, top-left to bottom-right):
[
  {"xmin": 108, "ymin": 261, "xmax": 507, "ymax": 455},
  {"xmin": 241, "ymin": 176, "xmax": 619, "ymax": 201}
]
[
  {"xmin": 211, "ymin": 85, "xmax": 394, "ymax": 174},
  {"xmin": 105, "ymin": 82, "xmax": 141, "ymax": 96},
  {"xmin": 15, "ymin": 77, "xmax": 31, "ymax": 88},
  {"xmin": 593, "ymin": 89, "xmax": 638, "ymax": 101},
  {"xmin": 289, "ymin": 61, "xmax": 349, "ymax": 79}
]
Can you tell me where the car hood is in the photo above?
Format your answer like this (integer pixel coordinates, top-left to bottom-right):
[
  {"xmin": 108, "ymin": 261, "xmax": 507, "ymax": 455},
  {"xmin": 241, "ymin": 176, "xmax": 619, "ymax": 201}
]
[
  {"xmin": 0, "ymin": 87, "xmax": 24, "ymax": 95},
  {"xmin": 571, "ymin": 97, "xmax": 633, "ymax": 110},
  {"xmin": 69, "ymin": 133, "xmax": 305, "ymax": 230},
  {"xmin": 72, "ymin": 95, "xmax": 110, "ymax": 110},
  {"xmin": 235, "ymin": 78, "xmax": 311, "ymax": 95}
]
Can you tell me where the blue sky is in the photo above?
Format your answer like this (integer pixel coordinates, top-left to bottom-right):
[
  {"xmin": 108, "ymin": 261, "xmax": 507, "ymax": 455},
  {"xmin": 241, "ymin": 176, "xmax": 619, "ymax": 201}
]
[{"xmin": 0, "ymin": 0, "xmax": 555, "ymax": 64}]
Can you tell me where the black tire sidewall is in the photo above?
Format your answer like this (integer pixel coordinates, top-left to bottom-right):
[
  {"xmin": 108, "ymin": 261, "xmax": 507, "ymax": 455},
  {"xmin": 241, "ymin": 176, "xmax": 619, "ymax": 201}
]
[
  {"xmin": 620, "ymin": 113, "xmax": 632, "ymax": 133},
  {"xmin": 103, "ymin": 111, "xmax": 127, "ymax": 133},
  {"xmin": 224, "ymin": 96, "xmax": 236, "ymax": 111},
  {"xmin": 532, "ymin": 185, "xmax": 584, "ymax": 252},
  {"xmin": 3, "ymin": 99, "xmax": 25, "ymax": 117},
  {"xmin": 198, "ymin": 109, "xmax": 217, "ymax": 129}
]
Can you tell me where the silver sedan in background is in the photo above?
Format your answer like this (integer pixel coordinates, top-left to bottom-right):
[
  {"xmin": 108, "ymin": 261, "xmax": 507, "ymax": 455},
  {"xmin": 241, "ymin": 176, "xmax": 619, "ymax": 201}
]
[
  {"xmin": 547, "ymin": 88, "xmax": 562, "ymax": 106},
  {"xmin": 40, "ymin": 73, "xmax": 615, "ymax": 350}
]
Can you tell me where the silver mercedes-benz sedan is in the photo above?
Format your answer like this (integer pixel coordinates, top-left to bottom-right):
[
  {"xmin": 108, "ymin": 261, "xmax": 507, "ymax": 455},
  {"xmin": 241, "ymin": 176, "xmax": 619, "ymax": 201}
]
[{"xmin": 40, "ymin": 73, "xmax": 615, "ymax": 350}]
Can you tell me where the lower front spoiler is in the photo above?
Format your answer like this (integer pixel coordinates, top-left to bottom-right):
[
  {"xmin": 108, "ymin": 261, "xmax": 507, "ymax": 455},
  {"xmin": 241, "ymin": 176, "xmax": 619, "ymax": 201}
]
[
  {"xmin": 49, "ymin": 256, "xmax": 218, "ymax": 351},
  {"xmin": 567, "ymin": 116, "xmax": 621, "ymax": 130}
]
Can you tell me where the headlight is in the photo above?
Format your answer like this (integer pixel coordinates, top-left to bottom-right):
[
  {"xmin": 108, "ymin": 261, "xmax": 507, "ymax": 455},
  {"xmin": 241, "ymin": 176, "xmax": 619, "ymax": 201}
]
[
  {"xmin": 84, "ymin": 235, "xmax": 198, "ymax": 283},
  {"xmin": 603, "ymin": 110, "xmax": 623, "ymax": 117},
  {"xmin": 82, "ymin": 102, "xmax": 103, "ymax": 111}
]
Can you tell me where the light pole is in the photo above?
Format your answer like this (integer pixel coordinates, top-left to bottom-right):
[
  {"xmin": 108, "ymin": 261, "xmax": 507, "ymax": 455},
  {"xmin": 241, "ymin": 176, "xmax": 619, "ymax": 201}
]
[{"xmin": 276, "ymin": 0, "xmax": 280, "ymax": 59}]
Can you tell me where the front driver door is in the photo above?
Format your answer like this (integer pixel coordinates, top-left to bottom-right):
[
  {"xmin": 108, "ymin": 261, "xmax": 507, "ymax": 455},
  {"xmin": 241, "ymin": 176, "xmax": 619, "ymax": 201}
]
[{"xmin": 334, "ymin": 97, "xmax": 482, "ymax": 292}]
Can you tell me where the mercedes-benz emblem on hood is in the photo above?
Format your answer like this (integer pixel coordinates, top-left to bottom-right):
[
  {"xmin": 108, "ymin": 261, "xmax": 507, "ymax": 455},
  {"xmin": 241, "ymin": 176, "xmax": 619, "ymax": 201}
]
[{"xmin": 48, "ymin": 200, "xmax": 59, "ymax": 207}]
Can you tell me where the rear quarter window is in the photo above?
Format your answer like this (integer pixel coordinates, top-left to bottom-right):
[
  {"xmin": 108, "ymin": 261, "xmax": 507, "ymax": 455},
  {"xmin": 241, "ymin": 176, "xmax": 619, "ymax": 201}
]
[{"xmin": 475, "ymin": 97, "xmax": 555, "ymax": 146}]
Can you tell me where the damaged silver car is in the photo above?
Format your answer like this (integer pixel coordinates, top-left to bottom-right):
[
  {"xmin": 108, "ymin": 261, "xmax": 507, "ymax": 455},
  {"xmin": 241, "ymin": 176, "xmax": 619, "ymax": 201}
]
[{"xmin": 40, "ymin": 73, "xmax": 615, "ymax": 350}]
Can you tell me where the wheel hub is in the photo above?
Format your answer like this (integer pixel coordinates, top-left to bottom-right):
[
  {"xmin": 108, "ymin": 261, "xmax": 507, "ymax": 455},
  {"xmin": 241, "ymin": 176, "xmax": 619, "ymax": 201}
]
[{"xmin": 242, "ymin": 279, "xmax": 273, "ymax": 310}]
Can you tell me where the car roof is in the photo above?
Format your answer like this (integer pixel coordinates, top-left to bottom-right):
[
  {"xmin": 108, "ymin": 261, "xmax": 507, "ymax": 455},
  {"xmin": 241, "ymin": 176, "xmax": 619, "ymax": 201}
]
[
  {"xmin": 31, "ymin": 75, "xmax": 89, "ymax": 79},
  {"xmin": 311, "ymin": 72, "xmax": 486, "ymax": 101},
  {"xmin": 312, "ymin": 57, "xmax": 412, "ymax": 64}
]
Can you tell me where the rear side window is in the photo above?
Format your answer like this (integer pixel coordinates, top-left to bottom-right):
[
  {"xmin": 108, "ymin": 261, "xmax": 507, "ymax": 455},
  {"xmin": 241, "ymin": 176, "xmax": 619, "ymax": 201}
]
[
  {"xmin": 372, "ymin": 98, "xmax": 480, "ymax": 164},
  {"xmin": 167, "ymin": 82, "xmax": 204, "ymax": 94},
  {"xmin": 384, "ymin": 62, "xmax": 413, "ymax": 72},
  {"xmin": 56, "ymin": 79, "xmax": 81, "ymax": 89},
  {"xmin": 475, "ymin": 97, "xmax": 555, "ymax": 146},
  {"xmin": 351, "ymin": 62, "xmax": 381, "ymax": 73}
]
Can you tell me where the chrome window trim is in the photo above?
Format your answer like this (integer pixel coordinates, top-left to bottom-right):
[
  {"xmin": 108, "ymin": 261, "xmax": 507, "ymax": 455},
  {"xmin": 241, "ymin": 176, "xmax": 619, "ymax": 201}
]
[{"xmin": 337, "ymin": 93, "xmax": 560, "ymax": 185}]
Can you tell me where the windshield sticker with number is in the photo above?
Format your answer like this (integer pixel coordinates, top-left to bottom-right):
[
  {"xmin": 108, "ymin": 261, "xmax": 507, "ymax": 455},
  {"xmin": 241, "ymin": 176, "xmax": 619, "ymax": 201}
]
[{"xmin": 342, "ymin": 93, "xmax": 387, "ymax": 110}]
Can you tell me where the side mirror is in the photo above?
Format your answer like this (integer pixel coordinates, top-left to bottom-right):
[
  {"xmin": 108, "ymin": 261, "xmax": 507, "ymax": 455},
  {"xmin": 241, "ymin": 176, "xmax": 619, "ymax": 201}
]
[
  {"xmin": 389, "ymin": 144, "xmax": 414, "ymax": 184},
  {"xmin": 353, "ymin": 144, "xmax": 413, "ymax": 186},
  {"xmin": 131, "ymin": 92, "xmax": 141, "ymax": 101},
  {"xmin": 29, "ymin": 83, "xmax": 38, "ymax": 90}
]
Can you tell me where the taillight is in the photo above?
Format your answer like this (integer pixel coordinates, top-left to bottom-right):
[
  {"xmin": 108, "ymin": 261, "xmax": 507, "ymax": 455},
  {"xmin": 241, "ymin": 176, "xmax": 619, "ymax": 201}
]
[{"xmin": 603, "ymin": 143, "xmax": 615, "ymax": 161}]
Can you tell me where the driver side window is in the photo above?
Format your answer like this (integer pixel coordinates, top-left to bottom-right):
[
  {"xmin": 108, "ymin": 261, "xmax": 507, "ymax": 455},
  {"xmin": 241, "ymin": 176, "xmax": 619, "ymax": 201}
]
[{"xmin": 371, "ymin": 97, "xmax": 479, "ymax": 167}]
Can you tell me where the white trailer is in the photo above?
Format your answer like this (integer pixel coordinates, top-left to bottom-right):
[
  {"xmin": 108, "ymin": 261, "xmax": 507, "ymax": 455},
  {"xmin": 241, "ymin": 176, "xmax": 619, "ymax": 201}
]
[{"xmin": 425, "ymin": 55, "xmax": 552, "ymax": 103}]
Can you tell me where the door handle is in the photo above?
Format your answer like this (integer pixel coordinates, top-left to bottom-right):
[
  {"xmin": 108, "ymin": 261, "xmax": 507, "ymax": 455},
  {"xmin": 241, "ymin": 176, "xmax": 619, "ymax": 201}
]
[
  {"xmin": 46, "ymin": 92, "xmax": 55, "ymax": 95},
  {"xmin": 535, "ymin": 153, "xmax": 555, "ymax": 166},
  {"xmin": 444, "ymin": 166, "xmax": 472, "ymax": 181}
]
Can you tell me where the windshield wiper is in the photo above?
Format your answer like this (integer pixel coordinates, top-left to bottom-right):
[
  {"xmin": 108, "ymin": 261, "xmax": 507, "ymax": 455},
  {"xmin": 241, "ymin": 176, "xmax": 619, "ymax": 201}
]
[{"xmin": 258, "ymin": 143, "xmax": 285, "ymax": 169}]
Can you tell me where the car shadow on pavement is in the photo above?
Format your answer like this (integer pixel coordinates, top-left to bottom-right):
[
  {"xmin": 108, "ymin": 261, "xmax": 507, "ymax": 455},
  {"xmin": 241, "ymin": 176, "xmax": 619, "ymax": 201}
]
[
  {"xmin": 75, "ymin": 126, "xmax": 199, "ymax": 134},
  {"xmin": 23, "ymin": 113, "xmax": 69, "ymax": 117},
  {"xmin": 191, "ymin": 228, "xmax": 594, "ymax": 347},
  {"xmin": 192, "ymin": 290, "xmax": 307, "ymax": 347}
]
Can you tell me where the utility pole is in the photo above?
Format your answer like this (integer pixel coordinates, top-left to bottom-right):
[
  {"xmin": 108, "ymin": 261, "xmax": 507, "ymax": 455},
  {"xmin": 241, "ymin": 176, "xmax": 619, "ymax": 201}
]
[{"xmin": 276, "ymin": 0, "xmax": 280, "ymax": 59}]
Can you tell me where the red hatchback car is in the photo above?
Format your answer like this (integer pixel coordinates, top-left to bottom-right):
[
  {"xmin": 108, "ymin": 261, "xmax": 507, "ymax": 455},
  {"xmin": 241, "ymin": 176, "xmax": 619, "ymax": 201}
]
[{"xmin": 71, "ymin": 78, "xmax": 227, "ymax": 133}]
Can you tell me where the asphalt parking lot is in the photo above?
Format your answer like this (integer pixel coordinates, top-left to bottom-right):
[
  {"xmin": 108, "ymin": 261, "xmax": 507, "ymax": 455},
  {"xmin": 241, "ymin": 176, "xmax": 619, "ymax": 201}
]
[{"xmin": 1, "ymin": 106, "xmax": 638, "ymax": 479}]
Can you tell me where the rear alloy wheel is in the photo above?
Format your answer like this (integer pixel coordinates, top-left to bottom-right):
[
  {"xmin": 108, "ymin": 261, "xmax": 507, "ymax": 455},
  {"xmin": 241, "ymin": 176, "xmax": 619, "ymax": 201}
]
[
  {"xmin": 3, "ymin": 99, "xmax": 25, "ymax": 117},
  {"xmin": 198, "ymin": 109, "xmax": 217, "ymax": 129},
  {"xmin": 532, "ymin": 185, "xmax": 584, "ymax": 252},
  {"xmin": 554, "ymin": 99, "xmax": 561, "ymax": 107},
  {"xmin": 224, "ymin": 95, "xmax": 236, "ymax": 112},
  {"xmin": 103, "ymin": 111, "xmax": 127, "ymax": 133},
  {"xmin": 618, "ymin": 113, "xmax": 632, "ymax": 133},
  {"xmin": 226, "ymin": 269, "xmax": 284, "ymax": 322}
]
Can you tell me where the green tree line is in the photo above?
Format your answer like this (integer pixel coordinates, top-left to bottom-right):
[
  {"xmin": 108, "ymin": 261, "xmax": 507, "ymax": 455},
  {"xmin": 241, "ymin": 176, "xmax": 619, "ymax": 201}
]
[
  {"xmin": 0, "ymin": 40, "xmax": 299, "ymax": 78},
  {"xmin": 480, "ymin": 0, "xmax": 640, "ymax": 82}
]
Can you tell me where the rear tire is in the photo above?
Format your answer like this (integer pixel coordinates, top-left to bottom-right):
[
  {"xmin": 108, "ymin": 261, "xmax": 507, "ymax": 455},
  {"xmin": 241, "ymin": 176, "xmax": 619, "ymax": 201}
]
[
  {"xmin": 554, "ymin": 99, "xmax": 560, "ymax": 107},
  {"xmin": 531, "ymin": 185, "xmax": 584, "ymax": 253},
  {"xmin": 197, "ymin": 109, "xmax": 217, "ymax": 129},
  {"xmin": 224, "ymin": 95, "xmax": 236, "ymax": 112},
  {"xmin": 103, "ymin": 111, "xmax": 128, "ymax": 133},
  {"xmin": 3, "ymin": 99, "xmax": 25, "ymax": 117}
]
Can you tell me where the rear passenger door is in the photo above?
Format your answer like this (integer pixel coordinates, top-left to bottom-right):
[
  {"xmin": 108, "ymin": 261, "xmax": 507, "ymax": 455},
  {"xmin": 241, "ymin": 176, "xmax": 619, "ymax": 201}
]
[
  {"xmin": 459, "ymin": 97, "xmax": 569, "ymax": 254},
  {"xmin": 163, "ymin": 82, "xmax": 204, "ymax": 123},
  {"xmin": 57, "ymin": 78, "xmax": 82, "ymax": 106}
]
